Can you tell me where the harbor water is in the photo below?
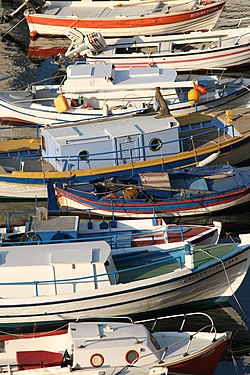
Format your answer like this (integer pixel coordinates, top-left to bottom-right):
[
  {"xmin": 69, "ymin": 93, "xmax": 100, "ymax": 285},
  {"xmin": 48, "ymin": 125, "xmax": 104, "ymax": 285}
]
[{"xmin": 0, "ymin": 0, "xmax": 250, "ymax": 374}]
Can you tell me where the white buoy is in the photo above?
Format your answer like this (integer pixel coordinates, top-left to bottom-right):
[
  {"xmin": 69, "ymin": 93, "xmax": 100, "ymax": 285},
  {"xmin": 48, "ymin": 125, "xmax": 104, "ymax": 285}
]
[{"xmin": 196, "ymin": 151, "xmax": 220, "ymax": 167}]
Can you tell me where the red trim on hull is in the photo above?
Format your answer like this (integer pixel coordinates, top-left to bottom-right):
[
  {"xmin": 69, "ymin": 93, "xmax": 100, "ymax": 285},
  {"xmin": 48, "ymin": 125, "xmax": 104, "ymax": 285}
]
[
  {"xmin": 58, "ymin": 187, "xmax": 250, "ymax": 212},
  {"xmin": 169, "ymin": 338, "xmax": 227, "ymax": 375},
  {"xmin": 108, "ymin": 47, "xmax": 250, "ymax": 68},
  {"xmin": 26, "ymin": 2, "xmax": 225, "ymax": 29},
  {"xmin": 1, "ymin": 117, "xmax": 35, "ymax": 126}
]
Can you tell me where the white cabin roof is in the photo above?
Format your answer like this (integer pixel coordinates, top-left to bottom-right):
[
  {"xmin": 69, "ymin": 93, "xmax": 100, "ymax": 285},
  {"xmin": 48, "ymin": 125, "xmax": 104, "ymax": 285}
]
[
  {"xmin": 43, "ymin": 115, "xmax": 179, "ymax": 146},
  {"xmin": 63, "ymin": 63, "xmax": 177, "ymax": 88},
  {"xmin": 67, "ymin": 63, "xmax": 114, "ymax": 80},
  {"xmin": 68, "ymin": 321, "xmax": 149, "ymax": 341},
  {"xmin": 0, "ymin": 241, "xmax": 111, "ymax": 267}
]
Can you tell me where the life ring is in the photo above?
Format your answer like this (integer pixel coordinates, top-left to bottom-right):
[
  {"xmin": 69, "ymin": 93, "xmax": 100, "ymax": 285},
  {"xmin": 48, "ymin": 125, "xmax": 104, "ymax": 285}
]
[{"xmin": 90, "ymin": 353, "xmax": 104, "ymax": 367}]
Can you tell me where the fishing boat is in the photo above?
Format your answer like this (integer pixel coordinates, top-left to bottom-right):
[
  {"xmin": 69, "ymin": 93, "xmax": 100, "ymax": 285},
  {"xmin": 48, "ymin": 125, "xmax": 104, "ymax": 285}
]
[
  {"xmin": 82, "ymin": 26, "xmax": 250, "ymax": 70},
  {"xmin": 54, "ymin": 164, "xmax": 250, "ymax": 218},
  {"xmin": 1, "ymin": 63, "xmax": 250, "ymax": 126},
  {"xmin": 20, "ymin": 0, "xmax": 226, "ymax": 38},
  {"xmin": 0, "ymin": 314, "xmax": 230, "ymax": 375},
  {"xmin": 0, "ymin": 236, "xmax": 249, "ymax": 328},
  {"xmin": 0, "ymin": 109, "xmax": 250, "ymax": 200},
  {"xmin": 0, "ymin": 207, "xmax": 222, "ymax": 246}
]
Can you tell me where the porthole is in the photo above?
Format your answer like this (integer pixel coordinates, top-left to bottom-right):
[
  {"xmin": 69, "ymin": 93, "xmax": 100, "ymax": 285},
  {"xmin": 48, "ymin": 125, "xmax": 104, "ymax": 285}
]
[
  {"xmin": 90, "ymin": 353, "xmax": 104, "ymax": 367},
  {"xmin": 125, "ymin": 350, "xmax": 139, "ymax": 364},
  {"xmin": 149, "ymin": 138, "xmax": 162, "ymax": 152},
  {"xmin": 79, "ymin": 150, "xmax": 89, "ymax": 160}
]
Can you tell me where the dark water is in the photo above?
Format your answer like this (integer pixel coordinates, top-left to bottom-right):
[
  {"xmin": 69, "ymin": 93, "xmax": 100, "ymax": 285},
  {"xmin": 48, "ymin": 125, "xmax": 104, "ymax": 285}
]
[{"xmin": 0, "ymin": 1, "xmax": 250, "ymax": 374}]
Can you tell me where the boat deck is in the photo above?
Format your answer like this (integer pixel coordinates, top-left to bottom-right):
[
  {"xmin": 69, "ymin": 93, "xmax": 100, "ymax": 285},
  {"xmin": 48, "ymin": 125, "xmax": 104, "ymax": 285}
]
[
  {"xmin": 49, "ymin": 2, "xmax": 167, "ymax": 19},
  {"xmin": 116, "ymin": 243, "xmax": 240, "ymax": 283},
  {"xmin": 214, "ymin": 108, "xmax": 250, "ymax": 136}
]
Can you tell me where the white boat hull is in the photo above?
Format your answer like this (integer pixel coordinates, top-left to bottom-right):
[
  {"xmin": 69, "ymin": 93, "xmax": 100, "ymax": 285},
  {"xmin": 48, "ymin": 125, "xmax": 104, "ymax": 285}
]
[
  {"xmin": 25, "ymin": 2, "xmax": 225, "ymax": 37},
  {"xmin": 0, "ymin": 244, "xmax": 248, "ymax": 326},
  {"xmin": 57, "ymin": 193, "xmax": 250, "ymax": 218},
  {"xmin": 1, "ymin": 79, "xmax": 249, "ymax": 125},
  {"xmin": 88, "ymin": 44, "xmax": 250, "ymax": 70}
]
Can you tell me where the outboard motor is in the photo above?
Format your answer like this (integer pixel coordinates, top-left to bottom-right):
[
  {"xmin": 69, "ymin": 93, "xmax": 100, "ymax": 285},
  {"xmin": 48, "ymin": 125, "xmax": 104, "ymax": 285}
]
[
  {"xmin": 65, "ymin": 28, "xmax": 107, "ymax": 57},
  {"xmin": 53, "ymin": 29, "xmax": 107, "ymax": 67},
  {"xmin": 84, "ymin": 32, "xmax": 107, "ymax": 55}
]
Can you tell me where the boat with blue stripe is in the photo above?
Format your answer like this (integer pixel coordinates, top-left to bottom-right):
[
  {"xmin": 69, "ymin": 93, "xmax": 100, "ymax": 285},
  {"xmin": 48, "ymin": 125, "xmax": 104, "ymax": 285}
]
[
  {"xmin": 0, "ymin": 109, "xmax": 249, "ymax": 200},
  {"xmin": 0, "ymin": 236, "xmax": 249, "ymax": 328}
]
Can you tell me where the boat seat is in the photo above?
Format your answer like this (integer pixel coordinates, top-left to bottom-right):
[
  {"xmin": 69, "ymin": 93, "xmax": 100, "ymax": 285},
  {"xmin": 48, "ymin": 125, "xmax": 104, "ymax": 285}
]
[
  {"xmin": 171, "ymin": 177, "xmax": 209, "ymax": 191},
  {"xmin": 139, "ymin": 172, "xmax": 171, "ymax": 188}
]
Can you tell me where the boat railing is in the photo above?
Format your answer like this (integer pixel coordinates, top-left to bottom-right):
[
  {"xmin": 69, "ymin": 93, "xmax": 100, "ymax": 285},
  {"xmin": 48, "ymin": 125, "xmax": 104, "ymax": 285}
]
[
  {"xmin": 135, "ymin": 311, "xmax": 216, "ymax": 332},
  {"xmin": 133, "ymin": 323, "xmax": 217, "ymax": 365},
  {"xmin": 15, "ymin": 122, "xmax": 234, "ymax": 170},
  {"xmin": 217, "ymin": 17, "xmax": 250, "ymax": 29},
  {"xmin": 1, "ymin": 210, "xmax": 188, "ymax": 247},
  {"xmin": 0, "ymin": 228, "xmax": 185, "ymax": 249},
  {"xmin": 0, "ymin": 121, "xmax": 236, "ymax": 169},
  {"xmin": 0, "ymin": 226, "xmax": 186, "ymax": 247},
  {"xmin": 112, "ymin": 313, "xmax": 218, "ymax": 370},
  {"xmin": 0, "ymin": 253, "xmax": 183, "ymax": 297},
  {"xmin": 62, "ymin": 123, "xmax": 234, "ymax": 167}
]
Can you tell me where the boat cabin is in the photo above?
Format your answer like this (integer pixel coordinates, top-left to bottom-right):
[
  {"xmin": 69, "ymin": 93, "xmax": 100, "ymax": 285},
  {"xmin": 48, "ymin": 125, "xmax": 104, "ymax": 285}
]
[
  {"xmin": 63, "ymin": 64, "xmax": 177, "ymax": 87},
  {"xmin": 0, "ymin": 241, "xmax": 117, "ymax": 298},
  {"xmin": 68, "ymin": 321, "xmax": 161, "ymax": 368},
  {"xmin": 40, "ymin": 115, "xmax": 179, "ymax": 171}
]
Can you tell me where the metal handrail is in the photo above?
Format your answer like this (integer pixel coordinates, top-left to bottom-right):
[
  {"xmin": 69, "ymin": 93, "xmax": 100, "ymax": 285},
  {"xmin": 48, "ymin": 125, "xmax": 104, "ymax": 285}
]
[
  {"xmin": 0, "ymin": 251, "xmax": 183, "ymax": 296},
  {"xmin": 4, "ymin": 123, "xmax": 235, "ymax": 169}
]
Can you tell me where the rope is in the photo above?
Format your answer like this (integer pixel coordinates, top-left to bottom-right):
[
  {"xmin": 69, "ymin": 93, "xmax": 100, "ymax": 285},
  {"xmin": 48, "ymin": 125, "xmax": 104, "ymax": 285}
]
[
  {"xmin": 1, "ymin": 16, "xmax": 26, "ymax": 39},
  {"xmin": 241, "ymin": 85, "xmax": 250, "ymax": 92},
  {"xmin": 0, "ymin": 321, "xmax": 69, "ymax": 337},
  {"xmin": 196, "ymin": 247, "xmax": 247, "ymax": 321}
]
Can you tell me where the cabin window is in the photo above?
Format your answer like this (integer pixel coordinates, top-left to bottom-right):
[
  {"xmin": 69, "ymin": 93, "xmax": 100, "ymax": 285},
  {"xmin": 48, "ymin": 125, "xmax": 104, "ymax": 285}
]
[
  {"xmin": 79, "ymin": 150, "xmax": 89, "ymax": 160},
  {"xmin": 116, "ymin": 46, "xmax": 157, "ymax": 54},
  {"xmin": 41, "ymin": 136, "xmax": 46, "ymax": 152},
  {"xmin": 149, "ymin": 138, "xmax": 162, "ymax": 151}
]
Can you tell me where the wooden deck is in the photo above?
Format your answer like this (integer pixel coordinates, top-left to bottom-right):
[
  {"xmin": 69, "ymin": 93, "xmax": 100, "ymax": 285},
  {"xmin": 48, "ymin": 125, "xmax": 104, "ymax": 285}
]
[
  {"xmin": 177, "ymin": 108, "xmax": 250, "ymax": 152},
  {"xmin": 214, "ymin": 108, "xmax": 250, "ymax": 136}
]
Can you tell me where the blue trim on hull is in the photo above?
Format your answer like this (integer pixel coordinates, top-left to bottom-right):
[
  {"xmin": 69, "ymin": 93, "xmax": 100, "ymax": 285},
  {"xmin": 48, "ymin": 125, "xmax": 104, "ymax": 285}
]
[
  {"xmin": 0, "ymin": 134, "xmax": 249, "ymax": 186},
  {"xmin": 0, "ymin": 251, "xmax": 248, "ymax": 323}
]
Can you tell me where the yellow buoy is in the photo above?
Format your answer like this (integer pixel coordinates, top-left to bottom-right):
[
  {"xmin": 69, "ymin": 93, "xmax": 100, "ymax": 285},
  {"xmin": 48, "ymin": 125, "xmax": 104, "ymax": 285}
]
[
  {"xmin": 54, "ymin": 95, "xmax": 70, "ymax": 113},
  {"xmin": 188, "ymin": 88, "xmax": 200, "ymax": 107},
  {"xmin": 225, "ymin": 109, "xmax": 233, "ymax": 124}
]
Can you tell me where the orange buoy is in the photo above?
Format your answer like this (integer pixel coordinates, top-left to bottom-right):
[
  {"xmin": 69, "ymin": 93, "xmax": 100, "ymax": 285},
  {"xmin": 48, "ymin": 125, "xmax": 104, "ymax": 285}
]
[
  {"xmin": 188, "ymin": 88, "xmax": 200, "ymax": 107},
  {"xmin": 194, "ymin": 84, "xmax": 208, "ymax": 95}
]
